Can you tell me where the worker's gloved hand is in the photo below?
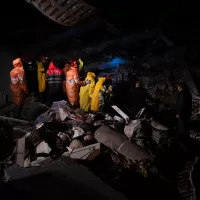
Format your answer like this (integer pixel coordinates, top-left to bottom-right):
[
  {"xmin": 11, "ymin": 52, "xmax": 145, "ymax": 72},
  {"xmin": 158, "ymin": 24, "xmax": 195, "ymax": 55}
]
[{"xmin": 85, "ymin": 80, "xmax": 91, "ymax": 84}]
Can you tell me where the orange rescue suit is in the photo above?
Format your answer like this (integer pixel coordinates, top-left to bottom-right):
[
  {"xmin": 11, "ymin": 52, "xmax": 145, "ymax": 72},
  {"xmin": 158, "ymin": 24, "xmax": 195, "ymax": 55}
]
[
  {"xmin": 10, "ymin": 58, "xmax": 28, "ymax": 105},
  {"xmin": 63, "ymin": 62, "xmax": 85, "ymax": 106}
]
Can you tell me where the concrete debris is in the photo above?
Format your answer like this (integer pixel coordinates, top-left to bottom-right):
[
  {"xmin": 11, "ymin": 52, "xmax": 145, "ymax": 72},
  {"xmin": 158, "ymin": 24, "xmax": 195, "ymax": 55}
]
[
  {"xmin": 0, "ymin": 93, "xmax": 200, "ymax": 200},
  {"xmin": 36, "ymin": 141, "xmax": 51, "ymax": 155},
  {"xmin": 113, "ymin": 115, "xmax": 124, "ymax": 123},
  {"xmin": 183, "ymin": 69, "xmax": 200, "ymax": 100},
  {"xmin": 85, "ymin": 113, "xmax": 95, "ymax": 124},
  {"xmin": 64, "ymin": 143, "xmax": 101, "ymax": 160},
  {"xmin": 124, "ymin": 120, "xmax": 141, "ymax": 139},
  {"xmin": 3, "ymin": 33, "xmax": 200, "ymax": 199},
  {"xmin": 21, "ymin": 96, "xmax": 48, "ymax": 121},
  {"xmin": 150, "ymin": 119, "xmax": 169, "ymax": 131},
  {"xmin": 112, "ymin": 105, "xmax": 130, "ymax": 124},
  {"xmin": 177, "ymin": 157, "xmax": 198, "ymax": 200},
  {"xmin": 151, "ymin": 129, "xmax": 164, "ymax": 144},
  {"xmin": 72, "ymin": 126, "xmax": 85, "ymax": 139},
  {"xmin": 69, "ymin": 139, "xmax": 84, "ymax": 150}
]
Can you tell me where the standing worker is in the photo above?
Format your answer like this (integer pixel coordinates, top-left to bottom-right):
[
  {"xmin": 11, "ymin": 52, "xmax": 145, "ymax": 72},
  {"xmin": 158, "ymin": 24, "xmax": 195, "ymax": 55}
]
[
  {"xmin": 10, "ymin": 58, "xmax": 28, "ymax": 118},
  {"xmin": 129, "ymin": 79, "xmax": 154, "ymax": 118},
  {"xmin": 23, "ymin": 59, "xmax": 38, "ymax": 95},
  {"xmin": 37, "ymin": 56, "xmax": 47, "ymax": 103},
  {"xmin": 79, "ymin": 72, "xmax": 96, "ymax": 112},
  {"xmin": 64, "ymin": 61, "xmax": 90, "ymax": 108},
  {"xmin": 175, "ymin": 82, "xmax": 192, "ymax": 136},
  {"xmin": 99, "ymin": 75, "xmax": 113, "ymax": 112},
  {"xmin": 91, "ymin": 77, "xmax": 106, "ymax": 112},
  {"xmin": 46, "ymin": 61, "xmax": 65, "ymax": 106}
]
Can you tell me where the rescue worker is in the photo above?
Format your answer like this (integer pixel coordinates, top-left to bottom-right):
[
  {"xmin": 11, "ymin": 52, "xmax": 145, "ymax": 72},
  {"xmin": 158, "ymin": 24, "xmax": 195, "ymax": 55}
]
[
  {"xmin": 63, "ymin": 60, "xmax": 71, "ymax": 94},
  {"xmin": 99, "ymin": 75, "xmax": 113, "ymax": 112},
  {"xmin": 91, "ymin": 77, "xmax": 106, "ymax": 112},
  {"xmin": 64, "ymin": 60, "xmax": 90, "ymax": 107},
  {"xmin": 78, "ymin": 58, "xmax": 84, "ymax": 80},
  {"xmin": 37, "ymin": 56, "xmax": 47, "ymax": 103},
  {"xmin": 79, "ymin": 72, "xmax": 96, "ymax": 112},
  {"xmin": 43, "ymin": 56, "xmax": 51, "ymax": 72},
  {"xmin": 10, "ymin": 58, "xmax": 28, "ymax": 118},
  {"xmin": 129, "ymin": 79, "xmax": 154, "ymax": 118},
  {"xmin": 23, "ymin": 59, "xmax": 38, "ymax": 95},
  {"xmin": 175, "ymin": 82, "xmax": 192, "ymax": 136},
  {"xmin": 46, "ymin": 61, "xmax": 65, "ymax": 106}
]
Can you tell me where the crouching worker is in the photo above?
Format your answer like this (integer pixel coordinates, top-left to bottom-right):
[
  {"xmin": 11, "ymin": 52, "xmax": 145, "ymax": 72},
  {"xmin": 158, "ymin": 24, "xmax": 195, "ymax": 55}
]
[
  {"xmin": 46, "ymin": 61, "xmax": 65, "ymax": 106},
  {"xmin": 79, "ymin": 72, "xmax": 96, "ymax": 112},
  {"xmin": 10, "ymin": 58, "xmax": 28, "ymax": 118}
]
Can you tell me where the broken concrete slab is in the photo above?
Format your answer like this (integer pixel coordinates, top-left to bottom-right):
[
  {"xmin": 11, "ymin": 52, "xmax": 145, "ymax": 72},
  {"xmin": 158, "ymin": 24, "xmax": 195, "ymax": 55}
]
[
  {"xmin": 112, "ymin": 105, "xmax": 130, "ymax": 124},
  {"xmin": 63, "ymin": 143, "xmax": 101, "ymax": 160},
  {"xmin": 150, "ymin": 119, "xmax": 169, "ymax": 131},
  {"xmin": 124, "ymin": 120, "xmax": 141, "ymax": 139}
]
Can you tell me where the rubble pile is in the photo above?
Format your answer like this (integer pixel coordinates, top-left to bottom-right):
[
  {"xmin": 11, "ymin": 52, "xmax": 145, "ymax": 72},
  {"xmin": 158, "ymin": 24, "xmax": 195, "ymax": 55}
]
[
  {"xmin": 2, "ymin": 57, "xmax": 200, "ymax": 199},
  {"xmin": 0, "ymin": 98, "xmax": 199, "ymax": 199}
]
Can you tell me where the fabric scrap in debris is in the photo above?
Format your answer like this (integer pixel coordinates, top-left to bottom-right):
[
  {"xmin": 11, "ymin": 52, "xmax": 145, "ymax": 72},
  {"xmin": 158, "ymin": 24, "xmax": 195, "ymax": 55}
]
[
  {"xmin": 51, "ymin": 100, "xmax": 67, "ymax": 110},
  {"xmin": 124, "ymin": 120, "xmax": 141, "ymax": 139},
  {"xmin": 35, "ymin": 115, "xmax": 51, "ymax": 125},
  {"xmin": 72, "ymin": 126, "xmax": 85, "ymax": 139}
]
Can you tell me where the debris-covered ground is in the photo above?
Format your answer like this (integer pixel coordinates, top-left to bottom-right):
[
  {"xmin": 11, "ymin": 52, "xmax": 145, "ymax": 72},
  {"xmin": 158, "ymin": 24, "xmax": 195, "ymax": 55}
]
[
  {"xmin": 2, "ymin": 35, "xmax": 200, "ymax": 199},
  {"xmin": 0, "ymin": 92, "xmax": 200, "ymax": 200}
]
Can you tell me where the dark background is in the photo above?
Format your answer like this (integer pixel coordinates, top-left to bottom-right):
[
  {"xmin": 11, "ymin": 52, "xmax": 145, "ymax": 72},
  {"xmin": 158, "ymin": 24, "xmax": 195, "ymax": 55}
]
[
  {"xmin": 0, "ymin": 0, "xmax": 200, "ymax": 98},
  {"xmin": 1, "ymin": 1, "xmax": 200, "ymax": 49}
]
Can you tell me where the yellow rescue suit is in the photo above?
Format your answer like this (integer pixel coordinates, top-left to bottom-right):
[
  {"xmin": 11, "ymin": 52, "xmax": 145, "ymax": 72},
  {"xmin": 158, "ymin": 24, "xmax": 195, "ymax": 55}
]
[
  {"xmin": 90, "ymin": 77, "xmax": 106, "ymax": 112},
  {"xmin": 37, "ymin": 62, "xmax": 46, "ymax": 93},
  {"xmin": 79, "ymin": 72, "xmax": 96, "ymax": 111}
]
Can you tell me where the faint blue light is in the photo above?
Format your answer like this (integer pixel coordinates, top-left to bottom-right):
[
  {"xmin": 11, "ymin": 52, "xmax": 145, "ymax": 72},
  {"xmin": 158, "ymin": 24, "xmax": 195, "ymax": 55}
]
[
  {"xmin": 99, "ymin": 57, "xmax": 128, "ymax": 69},
  {"xmin": 111, "ymin": 57, "xmax": 126, "ymax": 65}
]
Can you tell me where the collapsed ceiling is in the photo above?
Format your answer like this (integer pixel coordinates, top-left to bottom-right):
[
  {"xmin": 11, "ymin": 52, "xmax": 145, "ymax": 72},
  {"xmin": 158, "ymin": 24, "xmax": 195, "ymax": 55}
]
[
  {"xmin": 0, "ymin": 0, "xmax": 200, "ymax": 57},
  {"xmin": 25, "ymin": 0, "xmax": 96, "ymax": 26}
]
